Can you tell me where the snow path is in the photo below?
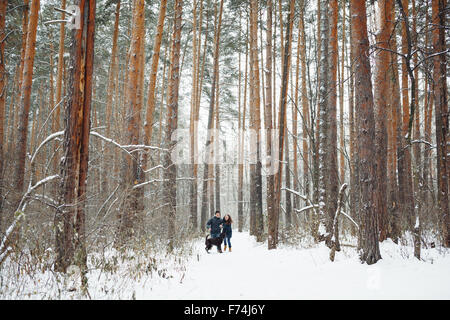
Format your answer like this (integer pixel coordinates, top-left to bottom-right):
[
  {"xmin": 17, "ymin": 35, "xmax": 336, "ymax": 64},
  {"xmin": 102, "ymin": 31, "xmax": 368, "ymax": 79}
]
[{"xmin": 138, "ymin": 232, "xmax": 450, "ymax": 300}]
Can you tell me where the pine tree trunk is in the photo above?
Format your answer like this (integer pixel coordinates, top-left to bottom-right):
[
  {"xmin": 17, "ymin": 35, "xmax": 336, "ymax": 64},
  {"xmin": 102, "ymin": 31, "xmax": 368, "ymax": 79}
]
[
  {"xmin": 201, "ymin": 0, "xmax": 222, "ymax": 230},
  {"xmin": 16, "ymin": 0, "xmax": 29, "ymax": 107},
  {"xmin": 432, "ymin": 0, "xmax": 449, "ymax": 247},
  {"xmin": 189, "ymin": 0, "xmax": 200, "ymax": 231},
  {"xmin": 292, "ymin": 0, "xmax": 301, "ymax": 214},
  {"xmin": 264, "ymin": 0, "xmax": 275, "ymax": 242},
  {"xmin": 76, "ymin": 0, "xmax": 96, "ymax": 279},
  {"xmin": 238, "ymin": 18, "xmax": 248, "ymax": 233},
  {"xmin": 12, "ymin": 0, "xmax": 39, "ymax": 210},
  {"xmin": 117, "ymin": 0, "xmax": 145, "ymax": 242},
  {"xmin": 249, "ymin": 0, "xmax": 263, "ymax": 241},
  {"xmin": 163, "ymin": 0, "xmax": 183, "ymax": 251},
  {"xmin": 299, "ymin": 0, "xmax": 310, "ymax": 203},
  {"xmin": 339, "ymin": 0, "xmax": 346, "ymax": 186},
  {"xmin": 143, "ymin": 0, "xmax": 167, "ymax": 168},
  {"xmin": 422, "ymin": 4, "xmax": 432, "ymax": 206},
  {"xmin": 103, "ymin": 0, "xmax": 120, "ymax": 195},
  {"xmin": 317, "ymin": 0, "xmax": 330, "ymax": 244},
  {"xmin": 270, "ymin": 0, "xmax": 295, "ymax": 249},
  {"xmin": 397, "ymin": 0, "xmax": 415, "ymax": 228},
  {"xmin": 55, "ymin": 0, "xmax": 95, "ymax": 273},
  {"xmin": 200, "ymin": 9, "xmax": 212, "ymax": 232},
  {"xmin": 351, "ymin": 0, "xmax": 381, "ymax": 264},
  {"xmin": 55, "ymin": 0, "xmax": 66, "ymax": 133},
  {"xmin": 389, "ymin": 28, "xmax": 402, "ymax": 243},
  {"xmin": 0, "ymin": 0, "xmax": 7, "ymax": 224},
  {"xmin": 374, "ymin": 0, "xmax": 392, "ymax": 242},
  {"xmin": 214, "ymin": 75, "xmax": 221, "ymax": 213},
  {"xmin": 348, "ymin": 0, "xmax": 359, "ymax": 240},
  {"xmin": 327, "ymin": 0, "xmax": 339, "ymax": 248},
  {"xmin": 284, "ymin": 125, "xmax": 292, "ymax": 227},
  {"xmin": 411, "ymin": 0, "xmax": 421, "ymax": 209}
]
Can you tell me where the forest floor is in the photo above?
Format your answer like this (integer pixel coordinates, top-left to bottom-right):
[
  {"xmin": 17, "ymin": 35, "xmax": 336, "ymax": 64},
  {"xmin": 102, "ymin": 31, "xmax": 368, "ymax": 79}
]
[
  {"xmin": 140, "ymin": 231, "xmax": 450, "ymax": 299},
  {"xmin": 1, "ymin": 231, "xmax": 450, "ymax": 299}
]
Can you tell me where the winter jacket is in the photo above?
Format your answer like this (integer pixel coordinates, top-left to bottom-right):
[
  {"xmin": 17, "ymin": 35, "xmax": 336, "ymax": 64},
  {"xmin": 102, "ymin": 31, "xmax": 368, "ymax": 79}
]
[
  {"xmin": 206, "ymin": 216, "xmax": 223, "ymax": 234},
  {"xmin": 222, "ymin": 221, "xmax": 232, "ymax": 238}
]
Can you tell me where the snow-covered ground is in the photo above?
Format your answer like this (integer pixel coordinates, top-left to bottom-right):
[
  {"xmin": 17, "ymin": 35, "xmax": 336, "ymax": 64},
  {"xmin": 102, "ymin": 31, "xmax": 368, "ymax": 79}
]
[
  {"xmin": 1, "ymin": 231, "xmax": 449, "ymax": 299},
  {"xmin": 141, "ymin": 232, "xmax": 450, "ymax": 300}
]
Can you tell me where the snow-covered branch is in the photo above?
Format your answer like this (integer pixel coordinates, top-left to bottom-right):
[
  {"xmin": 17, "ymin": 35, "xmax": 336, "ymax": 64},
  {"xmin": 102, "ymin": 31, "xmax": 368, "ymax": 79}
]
[
  {"xmin": 90, "ymin": 131, "xmax": 168, "ymax": 156},
  {"xmin": 90, "ymin": 131, "xmax": 133, "ymax": 157},
  {"xmin": 282, "ymin": 187, "xmax": 319, "ymax": 216},
  {"xmin": 18, "ymin": 175, "xmax": 60, "ymax": 212},
  {"xmin": 133, "ymin": 177, "xmax": 195, "ymax": 189},
  {"xmin": 339, "ymin": 210, "xmax": 359, "ymax": 229},
  {"xmin": 281, "ymin": 187, "xmax": 308, "ymax": 201},
  {"xmin": 295, "ymin": 204, "xmax": 319, "ymax": 214},
  {"xmin": 0, "ymin": 175, "xmax": 60, "ymax": 265},
  {"xmin": 54, "ymin": 7, "xmax": 77, "ymax": 16},
  {"xmin": 121, "ymin": 144, "xmax": 168, "ymax": 151},
  {"xmin": 144, "ymin": 164, "xmax": 165, "ymax": 173},
  {"xmin": 30, "ymin": 131, "xmax": 64, "ymax": 164},
  {"xmin": 409, "ymin": 139, "xmax": 436, "ymax": 148},
  {"xmin": 0, "ymin": 211, "xmax": 23, "ymax": 264}
]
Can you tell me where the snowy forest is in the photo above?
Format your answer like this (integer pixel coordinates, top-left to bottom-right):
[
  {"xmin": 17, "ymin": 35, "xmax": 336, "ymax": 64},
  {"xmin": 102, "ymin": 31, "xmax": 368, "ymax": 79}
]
[{"xmin": 0, "ymin": 0, "xmax": 449, "ymax": 300}]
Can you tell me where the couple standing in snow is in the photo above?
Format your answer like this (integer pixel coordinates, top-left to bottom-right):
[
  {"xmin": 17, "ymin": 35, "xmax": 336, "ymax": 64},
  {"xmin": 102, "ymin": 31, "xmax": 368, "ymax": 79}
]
[{"xmin": 206, "ymin": 210, "xmax": 233, "ymax": 252}]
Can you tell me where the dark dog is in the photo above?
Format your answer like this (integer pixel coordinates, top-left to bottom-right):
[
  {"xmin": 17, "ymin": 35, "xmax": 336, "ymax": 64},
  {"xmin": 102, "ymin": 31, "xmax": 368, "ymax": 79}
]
[{"xmin": 205, "ymin": 231, "xmax": 226, "ymax": 253}]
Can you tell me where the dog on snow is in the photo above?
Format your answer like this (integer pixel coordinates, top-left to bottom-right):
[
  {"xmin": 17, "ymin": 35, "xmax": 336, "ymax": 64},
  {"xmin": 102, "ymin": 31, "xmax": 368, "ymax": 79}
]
[{"xmin": 205, "ymin": 230, "xmax": 226, "ymax": 253}]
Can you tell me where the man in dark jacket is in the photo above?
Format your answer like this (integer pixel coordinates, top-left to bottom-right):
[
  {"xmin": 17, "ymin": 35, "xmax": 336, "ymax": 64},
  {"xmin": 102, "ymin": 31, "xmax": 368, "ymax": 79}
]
[{"xmin": 206, "ymin": 210, "xmax": 223, "ymax": 238}]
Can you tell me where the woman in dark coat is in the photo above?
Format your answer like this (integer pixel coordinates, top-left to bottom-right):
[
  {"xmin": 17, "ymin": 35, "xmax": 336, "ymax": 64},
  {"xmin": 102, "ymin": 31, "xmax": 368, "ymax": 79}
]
[{"xmin": 222, "ymin": 214, "xmax": 232, "ymax": 252}]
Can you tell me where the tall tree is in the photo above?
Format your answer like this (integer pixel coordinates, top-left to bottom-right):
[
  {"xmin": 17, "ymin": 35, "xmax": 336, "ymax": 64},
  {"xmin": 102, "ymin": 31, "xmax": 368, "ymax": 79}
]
[
  {"xmin": 55, "ymin": 0, "xmax": 66, "ymax": 136},
  {"xmin": 143, "ymin": 0, "xmax": 167, "ymax": 168},
  {"xmin": 264, "ymin": 0, "xmax": 275, "ymax": 239},
  {"xmin": 411, "ymin": 0, "xmax": 420, "ymax": 210},
  {"xmin": 214, "ymin": 72, "xmax": 221, "ymax": 213},
  {"xmin": 397, "ymin": 0, "xmax": 415, "ymax": 228},
  {"xmin": 16, "ymin": 0, "xmax": 29, "ymax": 107},
  {"xmin": 299, "ymin": 0, "xmax": 310, "ymax": 201},
  {"xmin": 0, "ymin": 0, "xmax": 7, "ymax": 224},
  {"xmin": 422, "ymin": 3, "xmax": 432, "ymax": 205},
  {"xmin": 327, "ymin": 0, "xmax": 339, "ymax": 248},
  {"xmin": 237, "ymin": 14, "xmax": 248, "ymax": 233},
  {"xmin": 55, "ymin": 0, "xmax": 96, "ymax": 273},
  {"xmin": 163, "ymin": 0, "xmax": 183, "ymax": 250},
  {"xmin": 282, "ymin": 0, "xmax": 296, "ymax": 229},
  {"xmin": 293, "ymin": 1, "xmax": 301, "ymax": 212},
  {"xmin": 351, "ymin": 0, "xmax": 381, "ymax": 264},
  {"xmin": 317, "ymin": 0, "xmax": 330, "ymax": 244},
  {"xmin": 348, "ymin": 0, "xmax": 359, "ymax": 238},
  {"xmin": 338, "ymin": 0, "xmax": 346, "ymax": 185},
  {"xmin": 200, "ymin": 0, "xmax": 222, "ymax": 230},
  {"xmin": 432, "ymin": 0, "xmax": 449, "ymax": 247},
  {"xmin": 248, "ymin": 0, "xmax": 263, "ymax": 240},
  {"xmin": 189, "ymin": 0, "xmax": 201, "ymax": 231},
  {"xmin": 12, "ymin": 0, "xmax": 40, "ymax": 210},
  {"xmin": 389, "ymin": 16, "xmax": 402, "ymax": 242},
  {"xmin": 117, "ymin": 0, "xmax": 145, "ymax": 242},
  {"xmin": 103, "ymin": 0, "xmax": 121, "ymax": 194},
  {"xmin": 270, "ymin": 0, "xmax": 295, "ymax": 249},
  {"xmin": 374, "ymin": 0, "xmax": 393, "ymax": 242}
]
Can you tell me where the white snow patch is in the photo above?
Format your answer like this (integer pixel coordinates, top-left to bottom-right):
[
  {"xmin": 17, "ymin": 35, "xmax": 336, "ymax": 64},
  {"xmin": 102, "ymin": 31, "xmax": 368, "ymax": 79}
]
[{"xmin": 1, "ymin": 232, "xmax": 449, "ymax": 299}]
